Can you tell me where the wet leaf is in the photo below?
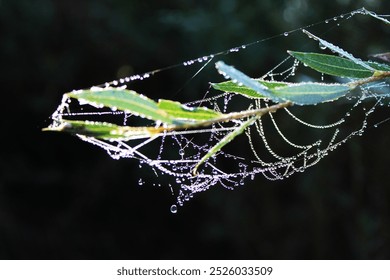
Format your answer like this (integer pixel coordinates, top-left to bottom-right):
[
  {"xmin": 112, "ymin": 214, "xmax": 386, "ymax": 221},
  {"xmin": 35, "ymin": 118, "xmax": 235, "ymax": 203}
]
[
  {"xmin": 192, "ymin": 116, "xmax": 258, "ymax": 175},
  {"xmin": 43, "ymin": 120, "xmax": 158, "ymax": 140},
  {"xmin": 271, "ymin": 82, "xmax": 351, "ymax": 105},
  {"xmin": 369, "ymin": 52, "xmax": 390, "ymax": 64},
  {"xmin": 67, "ymin": 88, "xmax": 174, "ymax": 124},
  {"xmin": 67, "ymin": 88, "xmax": 223, "ymax": 126},
  {"xmin": 215, "ymin": 61, "xmax": 282, "ymax": 102},
  {"xmin": 212, "ymin": 80, "xmax": 288, "ymax": 99},
  {"xmin": 288, "ymin": 51, "xmax": 375, "ymax": 78}
]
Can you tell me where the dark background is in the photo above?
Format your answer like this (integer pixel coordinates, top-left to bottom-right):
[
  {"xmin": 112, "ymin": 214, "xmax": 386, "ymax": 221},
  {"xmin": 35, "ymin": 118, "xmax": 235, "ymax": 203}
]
[{"xmin": 1, "ymin": 0, "xmax": 390, "ymax": 259}]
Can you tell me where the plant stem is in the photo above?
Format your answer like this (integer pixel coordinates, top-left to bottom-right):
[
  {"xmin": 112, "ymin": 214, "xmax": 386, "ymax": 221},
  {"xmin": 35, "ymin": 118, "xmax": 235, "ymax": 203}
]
[{"xmin": 348, "ymin": 71, "xmax": 390, "ymax": 88}]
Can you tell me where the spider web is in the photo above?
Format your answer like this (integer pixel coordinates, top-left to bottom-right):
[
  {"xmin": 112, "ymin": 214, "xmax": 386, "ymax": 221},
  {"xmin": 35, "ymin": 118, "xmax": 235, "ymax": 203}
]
[{"xmin": 48, "ymin": 8, "xmax": 390, "ymax": 213}]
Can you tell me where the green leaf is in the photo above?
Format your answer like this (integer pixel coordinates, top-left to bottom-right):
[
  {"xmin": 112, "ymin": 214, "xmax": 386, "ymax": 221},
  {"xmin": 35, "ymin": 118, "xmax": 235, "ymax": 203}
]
[
  {"xmin": 43, "ymin": 120, "xmax": 158, "ymax": 140},
  {"xmin": 288, "ymin": 51, "xmax": 375, "ymax": 78},
  {"xmin": 271, "ymin": 82, "xmax": 351, "ymax": 105},
  {"xmin": 66, "ymin": 88, "xmax": 174, "ymax": 125},
  {"xmin": 215, "ymin": 61, "xmax": 282, "ymax": 102},
  {"xmin": 212, "ymin": 80, "xmax": 288, "ymax": 99},
  {"xmin": 157, "ymin": 99, "xmax": 223, "ymax": 123}
]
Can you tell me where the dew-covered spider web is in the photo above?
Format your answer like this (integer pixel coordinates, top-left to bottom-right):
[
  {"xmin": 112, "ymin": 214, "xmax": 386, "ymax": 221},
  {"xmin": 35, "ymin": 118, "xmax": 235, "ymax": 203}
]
[{"xmin": 48, "ymin": 8, "xmax": 390, "ymax": 213}]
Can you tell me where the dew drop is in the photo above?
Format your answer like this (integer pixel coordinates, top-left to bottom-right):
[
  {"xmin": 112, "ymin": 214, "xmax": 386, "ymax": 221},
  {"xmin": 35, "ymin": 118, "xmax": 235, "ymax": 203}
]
[
  {"xmin": 319, "ymin": 42, "xmax": 327, "ymax": 50},
  {"xmin": 170, "ymin": 204, "xmax": 178, "ymax": 214},
  {"xmin": 284, "ymin": 32, "xmax": 289, "ymax": 37},
  {"xmin": 179, "ymin": 149, "xmax": 185, "ymax": 156}
]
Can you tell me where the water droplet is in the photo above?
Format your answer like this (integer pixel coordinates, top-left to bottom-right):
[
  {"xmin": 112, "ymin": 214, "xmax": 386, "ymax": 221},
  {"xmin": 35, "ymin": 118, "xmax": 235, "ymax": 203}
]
[
  {"xmin": 179, "ymin": 149, "xmax": 185, "ymax": 156},
  {"xmin": 284, "ymin": 32, "xmax": 289, "ymax": 37},
  {"xmin": 138, "ymin": 178, "xmax": 144, "ymax": 186},
  {"xmin": 170, "ymin": 204, "xmax": 178, "ymax": 214},
  {"xmin": 319, "ymin": 42, "xmax": 327, "ymax": 50}
]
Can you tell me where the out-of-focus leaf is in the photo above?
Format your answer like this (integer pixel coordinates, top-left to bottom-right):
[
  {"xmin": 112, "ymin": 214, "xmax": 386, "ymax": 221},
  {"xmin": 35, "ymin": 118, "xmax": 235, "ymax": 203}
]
[
  {"xmin": 301, "ymin": 30, "xmax": 376, "ymax": 72},
  {"xmin": 369, "ymin": 52, "xmax": 390, "ymax": 64}
]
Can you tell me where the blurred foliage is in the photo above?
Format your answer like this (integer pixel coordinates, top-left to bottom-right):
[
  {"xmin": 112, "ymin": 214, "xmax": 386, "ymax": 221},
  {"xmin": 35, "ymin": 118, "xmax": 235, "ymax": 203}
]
[{"xmin": 0, "ymin": 0, "xmax": 389, "ymax": 259}]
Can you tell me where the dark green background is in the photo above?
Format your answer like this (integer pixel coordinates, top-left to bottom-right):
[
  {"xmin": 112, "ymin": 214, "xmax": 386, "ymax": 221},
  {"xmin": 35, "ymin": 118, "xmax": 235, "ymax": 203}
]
[{"xmin": 1, "ymin": 0, "xmax": 389, "ymax": 259}]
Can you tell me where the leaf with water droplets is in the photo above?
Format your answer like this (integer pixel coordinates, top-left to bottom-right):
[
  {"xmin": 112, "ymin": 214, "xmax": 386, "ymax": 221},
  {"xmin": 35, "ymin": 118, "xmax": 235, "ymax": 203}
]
[
  {"xmin": 157, "ymin": 99, "xmax": 223, "ymax": 123},
  {"xmin": 212, "ymin": 80, "xmax": 288, "ymax": 99},
  {"xmin": 67, "ymin": 88, "xmax": 175, "ymax": 124},
  {"xmin": 215, "ymin": 61, "xmax": 281, "ymax": 102},
  {"xmin": 271, "ymin": 82, "xmax": 351, "ymax": 105},
  {"xmin": 192, "ymin": 116, "xmax": 257, "ymax": 175},
  {"xmin": 301, "ymin": 30, "xmax": 376, "ymax": 72},
  {"xmin": 66, "ymin": 88, "xmax": 223, "ymax": 126},
  {"xmin": 288, "ymin": 51, "xmax": 376, "ymax": 78},
  {"xmin": 43, "ymin": 120, "xmax": 158, "ymax": 140}
]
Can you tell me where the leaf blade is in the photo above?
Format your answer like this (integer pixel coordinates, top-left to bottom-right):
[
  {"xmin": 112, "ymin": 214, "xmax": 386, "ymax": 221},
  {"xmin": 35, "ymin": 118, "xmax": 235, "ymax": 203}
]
[
  {"xmin": 271, "ymin": 82, "xmax": 351, "ymax": 105},
  {"xmin": 211, "ymin": 80, "xmax": 288, "ymax": 99},
  {"xmin": 43, "ymin": 119, "xmax": 158, "ymax": 140},
  {"xmin": 67, "ymin": 88, "xmax": 174, "ymax": 124},
  {"xmin": 215, "ymin": 61, "xmax": 282, "ymax": 102},
  {"xmin": 288, "ymin": 51, "xmax": 374, "ymax": 78},
  {"xmin": 157, "ymin": 99, "xmax": 223, "ymax": 123}
]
